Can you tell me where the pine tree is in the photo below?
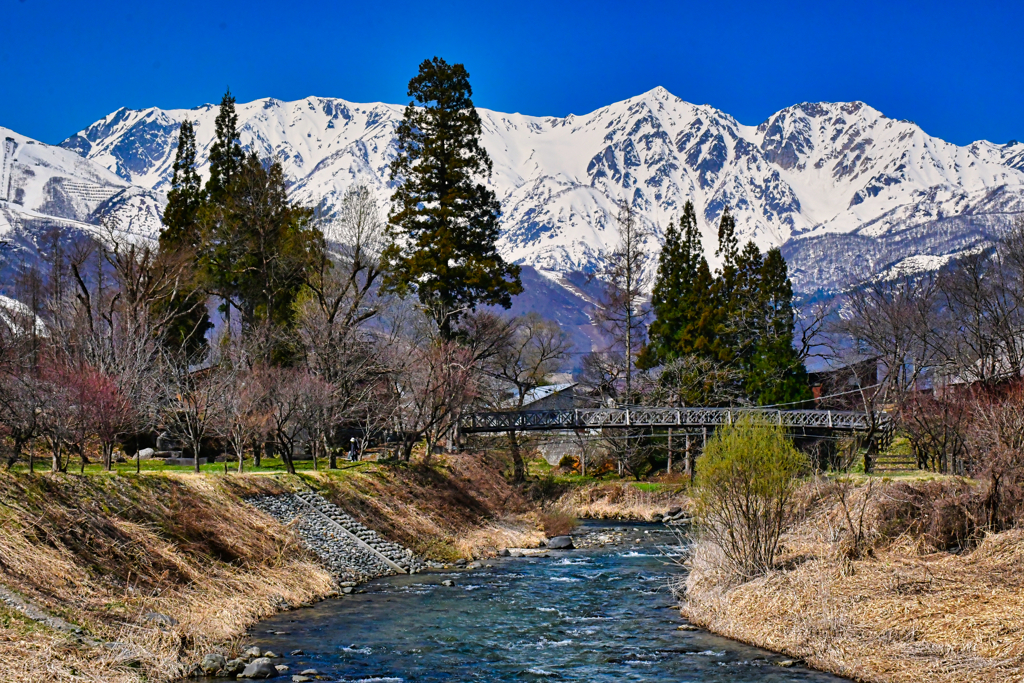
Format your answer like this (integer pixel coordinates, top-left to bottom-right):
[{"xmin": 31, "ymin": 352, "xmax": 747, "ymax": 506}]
[
  {"xmin": 163, "ymin": 120, "xmax": 203, "ymax": 248},
  {"xmin": 712, "ymin": 206, "xmax": 740, "ymax": 361},
  {"xmin": 206, "ymin": 89, "xmax": 244, "ymax": 205},
  {"xmin": 731, "ymin": 239, "xmax": 765, "ymax": 362},
  {"xmin": 715, "ymin": 205, "xmax": 739, "ymax": 267},
  {"xmin": 382, "ymin": 57, "xmax": 522, "ymax": 338},
  {"xmin": 205, "ymin": 153, "xmax": 321, "ymax": 362},
  {"xmin": 157, "ymin": 120, "xmax": 212, "ymax": 357},
  {"xmin": 744, "ymin": 248, "xmax": 810, "ymax": 405},
  {"xmin": 642, "ymin": 201, "xmax": 719, "ymax": 365}
]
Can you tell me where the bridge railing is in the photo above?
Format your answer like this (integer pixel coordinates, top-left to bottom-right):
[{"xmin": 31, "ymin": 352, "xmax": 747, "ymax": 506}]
[{"xmin": 459, "ymin": 407, "xmax": 894, "ymax": 448}]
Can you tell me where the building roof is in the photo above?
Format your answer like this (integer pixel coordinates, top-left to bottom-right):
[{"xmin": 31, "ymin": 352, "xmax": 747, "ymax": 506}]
[{"xmin": 521, "ymin": 382, "xmax": 577, "ymax": 408}]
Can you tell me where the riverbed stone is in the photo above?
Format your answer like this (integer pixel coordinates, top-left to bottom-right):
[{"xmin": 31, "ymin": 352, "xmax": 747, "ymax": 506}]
[
  {"xmin": 548, "ymin": 536, "xmax": 575, "ymax": 550},
  {"xmin": 292, "ymin": 677, "xmax": 312, "ymax": 683},
  {"xmin": 442, "ymin": 579, "xmax": 454, "ymax": 587},
  {"xmin": 240, "ymin": 657, "xmax": 278, "ymax": 678},
  {"xmin": 298, "ymin": 670, "xmax": 319, "ymax": 676},
  {"xmin": 142, "ymin": 611, "xmax": 178, "ymax": 628},
  {"xmin": 499, "ymin": 548, "xmax": 511, "ymax": 557},
  {"xmin": 243, "ymin": 646, "xmax": 262, "ymax": 659},
  {"xmin": 201, "ymin": 653, "xmax": 226, "ymax": 674},
  {"xmin": 263, "ymin": 650, "xmax": 279, "ymax": 658},
  {"xmin": 222, "ymin": 659, "xmax": 245, "ymax": 676}
]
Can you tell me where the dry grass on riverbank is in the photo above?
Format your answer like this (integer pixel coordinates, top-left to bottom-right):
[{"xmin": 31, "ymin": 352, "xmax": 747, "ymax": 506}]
[
  {"xmin": 682, "ymin": 479, "xmax": 1024, "ymax": 683},
  {"xmin": 0, "ymin": 451, "xmax": 539, "ymax": 682},
  {"xmin": 555, "ymin": 481, "xmax": 689, "ymax": 520},
  {"xmin": 0, "ymin": 472, "xmax": 334, "ymax": 683}
]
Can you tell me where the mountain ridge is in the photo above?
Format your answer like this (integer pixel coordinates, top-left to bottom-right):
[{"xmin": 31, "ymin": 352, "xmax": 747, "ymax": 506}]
[
  {"xmin": 55, "ymin": 87, "xmax": 1024, "ymax": 294},
  {"xmin": 2, "ymin": 88, "xmax": 1023, "ymax": 353}
]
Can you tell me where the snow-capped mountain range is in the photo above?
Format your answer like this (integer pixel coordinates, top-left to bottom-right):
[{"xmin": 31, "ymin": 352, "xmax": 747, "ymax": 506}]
[{"xmin": 2, "ymin": 87, "xmax": 1023, "ymax": 349}]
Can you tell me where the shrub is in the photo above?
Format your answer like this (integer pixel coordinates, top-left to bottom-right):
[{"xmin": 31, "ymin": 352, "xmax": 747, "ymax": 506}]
[
  {"xmin": 692, "ymin": 419, "xmax": 807, "ymax": 580},
  {"xmin": 539, "ymin": 509, "xmax": 578, "ymax": 538},
  {"xmin": 558, "ymin": 454, "xmax": 579, "ymax": 472}
]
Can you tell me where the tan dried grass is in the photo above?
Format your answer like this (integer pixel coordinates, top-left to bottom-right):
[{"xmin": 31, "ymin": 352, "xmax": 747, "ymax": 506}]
[
  {"xmin": 0, "ymin": 472, "xmax": 334, "ymax": 682},
  {"xmin": 0, "ymin": 451, "xmax": 535, "ymax": 681},
  {"xmin": 556, "ymin": 482, "xmax": 689, "ymax": 520},
  {"xmin": 682, "ymin": 479, "xmax": 1024, "ymax": 683}
]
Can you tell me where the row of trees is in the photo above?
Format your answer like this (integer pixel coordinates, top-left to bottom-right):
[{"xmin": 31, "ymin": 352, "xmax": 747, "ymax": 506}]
[
  {"xmin": 834, "ymin": 218, "xmax": 1024, "ymax": 493},
  {"xmin": 583, "ymin": 200, "xmax": 809, "ymax": 413},
  {"xmin": 0, "ymin": 57, "xmax": 544, "ymax": 477}
]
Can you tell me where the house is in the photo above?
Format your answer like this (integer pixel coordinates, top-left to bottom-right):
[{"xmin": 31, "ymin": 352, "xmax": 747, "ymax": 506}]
[{"xmin": 516, "ymin": 382, "xmax": 578, "ymax": 411}]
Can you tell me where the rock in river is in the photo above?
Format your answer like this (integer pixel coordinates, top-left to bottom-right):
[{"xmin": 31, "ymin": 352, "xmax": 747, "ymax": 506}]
[
  {"xmin": 548, "ymin": 536, "xmax": 575, "ymax": 550},
  {"xmin": 240, "ymin": 657, "xmax": 279, "ymax": 679},
  {"xmin": 200, "ymin": 653, "xmax": 226, "ymax": 675}
]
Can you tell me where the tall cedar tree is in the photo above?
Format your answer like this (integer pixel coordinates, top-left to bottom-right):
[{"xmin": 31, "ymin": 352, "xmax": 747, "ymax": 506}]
[
  {"xmin": 205, "ymin": 89, "xmax": 245, "ymax": 205},
  {"xmin": 711, "ymin": 206, "xmax": 740, "ymax": 362},
  {"xmin": 205, "ymin": 153, "xmax": 320, "ymax": 356},
  {"xmin": 744, "ymin": 248, "xmax": 810, "ymax": 405},
  {"xmin": 642, "ymin": 201, "xmax": 718, "ymax": 366},
  {"xmin": 383, "ymin": 57, "xmax": 522, "ymax": 338},
  {"xmin": 157, "ymin": 119, "xmax": 212, "ymax": 357}
]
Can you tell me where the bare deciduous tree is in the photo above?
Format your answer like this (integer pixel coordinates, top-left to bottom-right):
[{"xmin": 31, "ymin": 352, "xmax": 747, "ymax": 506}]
[
  {"xmin": 595, "ymin": 200, "xmax": 652, "ymax": 401},
  {"xmin": 484, "ymin": 313, "xmax": 572, "ymax": 483}
]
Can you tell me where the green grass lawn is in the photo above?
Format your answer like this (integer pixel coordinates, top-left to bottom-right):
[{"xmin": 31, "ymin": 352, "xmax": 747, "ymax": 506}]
[{"xmin": 8, "ymin": 456, "xmax": 379, "ymax": 477}]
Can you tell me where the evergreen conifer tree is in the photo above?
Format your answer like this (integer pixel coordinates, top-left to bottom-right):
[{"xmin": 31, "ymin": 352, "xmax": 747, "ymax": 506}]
[
  {"xmin": 157, "ymin": 119, "xmax": 212, "ymax": 357},
  {"xmin": 712, "ymin": 206, "xmax": 740, "ymax": 361},
  {"xmin": 744, "ymin": 248, "xmax": 810, "ymax": 405},
  {"xmin": 204, "ymin": 153, "xmax": 321, "ymax": 363},
  {"xmin": 206, "ymin": 89, "xmax": 244, "ymax": 205},
  {"xmin": 642, "ymin": 201, "xmax": 718, "ymax": 365},
  {"xmin": 383, "ymin": 57, "xmax": 522, "ymax": 338}
]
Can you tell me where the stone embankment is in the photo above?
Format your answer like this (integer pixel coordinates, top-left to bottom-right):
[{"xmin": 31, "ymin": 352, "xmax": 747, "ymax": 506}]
[{"xmin": 248, "ymin": 491, "xmax": 428, "ymax": 583}]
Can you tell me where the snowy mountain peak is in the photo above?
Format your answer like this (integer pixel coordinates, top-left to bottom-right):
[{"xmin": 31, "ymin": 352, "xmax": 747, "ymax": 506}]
[{"xmin": 46, "ymin": 90, "xmax": 1024, "ymax": 295}]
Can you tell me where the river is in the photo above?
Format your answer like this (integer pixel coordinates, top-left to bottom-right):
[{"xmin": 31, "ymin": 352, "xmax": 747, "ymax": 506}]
[{"xmin": 243, "ymin": 520, "xmax": 847, "ymax": 682}]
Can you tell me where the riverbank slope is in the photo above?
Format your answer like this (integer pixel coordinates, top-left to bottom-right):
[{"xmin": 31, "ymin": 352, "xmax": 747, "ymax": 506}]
[
  {"xmin": 0, "ymin": 452, "xmax": 542, "ymax": 682},
  {"xmin": 681, "ymin": 478, "xmax": 1024, "ymax": 683}
]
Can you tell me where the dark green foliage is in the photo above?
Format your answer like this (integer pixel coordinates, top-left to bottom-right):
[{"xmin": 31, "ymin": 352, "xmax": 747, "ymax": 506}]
[
  {"xmin": 157, "ymin": 119, "xmax": 212, "ymax": 357},
  {"xmin": 645, "ymin": 204, "xmax": 809, "ymax": 406},
  {"xmin": 643, "ymin": 201, "xmax": 718, "ymax": 366},
  {"xmin": 205, "ymin": 89, "xmax": 245, "ymax": 205},
  {"xmin": 383, "ymin": 57, "xmax": 522, "ymax": 337},
  {"xmin": 203, "ymin": 153, "xmax": 321, "ymax": 359},
  {"xmin": 162, "ymin": 120, "xmax": 204, "ymax": 248},
  {"xmin": 743, "ymin": 248, "xmax": 810, "ymax": 405}
]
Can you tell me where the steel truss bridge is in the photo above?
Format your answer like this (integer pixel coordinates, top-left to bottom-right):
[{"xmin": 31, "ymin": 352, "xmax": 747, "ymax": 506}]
[{"xmin": 460, "ymin": 407, "xmax": 894, "ymax": 449}]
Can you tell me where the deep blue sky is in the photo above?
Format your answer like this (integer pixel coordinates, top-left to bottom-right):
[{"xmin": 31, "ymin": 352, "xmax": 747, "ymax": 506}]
[{"xmin": 2, "ymin": 0, "xmax": 1022, "ymax": 146}]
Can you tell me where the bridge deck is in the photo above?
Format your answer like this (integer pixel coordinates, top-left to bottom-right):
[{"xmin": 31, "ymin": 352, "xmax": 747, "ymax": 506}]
[{"xmin": 460, "ymin": 407, "xmax": 893, "ymax": 447}]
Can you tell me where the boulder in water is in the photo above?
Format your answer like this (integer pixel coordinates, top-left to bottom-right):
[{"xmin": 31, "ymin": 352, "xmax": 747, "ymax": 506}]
[
  {"xmin": 240, "ymin": 657, "xmax": 279, "ymax": 678},
  {"xmin": 201, "ymin": 653, "xmax": 226, "ymax": 675},
  {"xmin": 548, "ymin": 536, "xmax": 575, "ymax": 549}
]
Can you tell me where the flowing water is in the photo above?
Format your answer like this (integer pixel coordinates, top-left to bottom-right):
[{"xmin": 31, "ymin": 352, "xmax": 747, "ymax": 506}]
[{"xmin": 245, "ymin": 521, "xmax": 847, "ymax": 682}]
